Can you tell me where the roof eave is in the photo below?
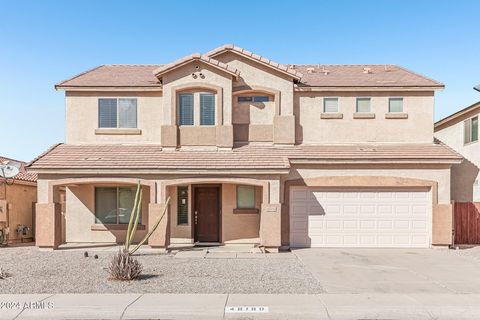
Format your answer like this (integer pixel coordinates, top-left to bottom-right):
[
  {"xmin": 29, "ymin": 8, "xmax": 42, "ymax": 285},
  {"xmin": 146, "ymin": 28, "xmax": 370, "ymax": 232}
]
[
  {"xmin": 27, "ymin": 168, "xmax": 291, "ymax": 175},
  {"xmin": 54, "ymin": 85, "xmax": 163, "ymax": 91},
  {"xmin": 435, "ymin": 101, "xmax": 480, "ymax": 131},
  {"xmin": 295, "ymin": 85, "xmax": 444, "ymax": 92},
  {"xmin": 152, "ymin": 54, "xmax": 239, "ymax": 79},
  {"xmin": 289, "ymin": 158, "xmax": 463, "ymax": 165}
]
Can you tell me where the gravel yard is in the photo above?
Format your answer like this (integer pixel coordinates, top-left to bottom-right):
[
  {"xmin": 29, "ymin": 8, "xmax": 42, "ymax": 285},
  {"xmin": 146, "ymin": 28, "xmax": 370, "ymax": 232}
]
[{"xmin": 0, "ymin": 246, "xmax": 323, "ymax": 294}]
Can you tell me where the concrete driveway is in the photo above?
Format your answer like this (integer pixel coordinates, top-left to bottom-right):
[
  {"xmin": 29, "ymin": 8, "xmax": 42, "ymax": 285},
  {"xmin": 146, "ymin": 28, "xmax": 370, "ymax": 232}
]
[{"xmin": 293, "ymin": 247, "xmax": 480, "ymax": 294}]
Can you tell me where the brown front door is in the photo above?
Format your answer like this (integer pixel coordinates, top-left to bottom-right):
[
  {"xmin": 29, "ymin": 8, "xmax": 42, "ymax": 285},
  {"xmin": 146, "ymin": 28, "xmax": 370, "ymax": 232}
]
[{"xmin": 194, "ymin": 186, "xmax": 220, "ymax": 242}]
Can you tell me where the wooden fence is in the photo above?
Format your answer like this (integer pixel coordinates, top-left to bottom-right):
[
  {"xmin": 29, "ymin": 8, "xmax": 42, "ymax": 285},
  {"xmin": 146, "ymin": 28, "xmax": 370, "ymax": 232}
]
[{"xmin": 454, "ymin": 202, "xmax": 480, "ymax": 244}]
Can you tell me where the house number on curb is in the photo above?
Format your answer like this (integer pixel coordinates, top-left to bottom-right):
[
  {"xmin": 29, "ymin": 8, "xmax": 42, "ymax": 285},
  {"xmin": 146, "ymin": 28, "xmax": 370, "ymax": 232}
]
[{"xmin": 225, "ymin": 306, "xmax": 269, "ymax": 313}]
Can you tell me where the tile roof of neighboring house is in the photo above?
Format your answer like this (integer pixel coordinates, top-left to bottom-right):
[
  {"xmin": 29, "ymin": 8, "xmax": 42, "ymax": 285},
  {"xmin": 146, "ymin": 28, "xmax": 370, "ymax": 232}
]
[
  {"xmin": 435, "ymin": 101, "xmax": 480, "ymax": 131},
  {"xmin": 205, "ymin": 44, "xmax": 303, "ymax": 80},
  {"xmin": 152, "ymin": 53, "xmax": 240, "ymax": 78},
  {"xmin": 54, "ymin": 45, "xmax": 443, "ymax": 89},
  {"xmin": 0, "ymin": 156, "xmax": 37, "ymax": 182},
  {"xmin": 27, "ymin": 142, "xmax": 462, "ymax": 171}
]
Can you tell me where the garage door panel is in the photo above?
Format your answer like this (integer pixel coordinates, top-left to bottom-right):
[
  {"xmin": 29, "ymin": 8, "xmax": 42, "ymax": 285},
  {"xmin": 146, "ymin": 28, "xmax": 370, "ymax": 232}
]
[{"xmin": 290, "ymin": 188, "xmax": 431, "ymax": 248}]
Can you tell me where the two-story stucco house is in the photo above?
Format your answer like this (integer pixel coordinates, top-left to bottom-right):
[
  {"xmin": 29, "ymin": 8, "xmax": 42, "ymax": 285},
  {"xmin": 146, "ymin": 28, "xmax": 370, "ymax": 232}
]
[
  {"xmin": 28, "ymin": 44, "xmax": 462, "ymax": 251},
  {"xmin": 435, "ymin": 101, "xmax": 480, "ymax": 202}
]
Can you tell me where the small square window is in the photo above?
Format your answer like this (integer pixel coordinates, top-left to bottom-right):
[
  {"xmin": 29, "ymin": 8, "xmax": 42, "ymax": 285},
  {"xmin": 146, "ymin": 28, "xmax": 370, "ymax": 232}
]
[
  {"xmin": 237, "ymin": 185, "xmax": 255, "ymax": 209},
  {"xmin": 389, "ymin": 98, "xmax": 403, "ymax": 113},
  {"xmin": 323, "ymin": 98, "xmax": 338, "ymax": 113},
  {"xmin": 356, "ymin": 98, "xmax": 371, "ymax": 113}
]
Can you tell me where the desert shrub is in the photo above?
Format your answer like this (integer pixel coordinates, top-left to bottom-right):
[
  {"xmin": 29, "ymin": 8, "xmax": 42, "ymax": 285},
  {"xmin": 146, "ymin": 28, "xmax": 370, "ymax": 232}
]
[
  {"xmin": 108, "ymin": 249, "xmax": 143, "ymax": 281},
  {"xmin": 0, "ymin": 268, "xmax": 11, "ymax": 279}
]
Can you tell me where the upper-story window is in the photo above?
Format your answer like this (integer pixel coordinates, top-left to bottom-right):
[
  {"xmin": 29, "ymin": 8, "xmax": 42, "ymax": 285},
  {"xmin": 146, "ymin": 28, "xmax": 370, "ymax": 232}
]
[
  {"xmin": 464, "ymin": 116, "xmax": 479, "ymax": 144},
  {"xmin": 238, "ymin": 96, "xmax": 270, "ymax": 103},
  {"xmin": 356, "ymin": 98, "xmax": 371, "ymax": 113},
  {"xmin": 389, "ymin": 98, "xmax": 403, "ymax": 113},
  {"xmin": 178, "ymin": 92, "xmax": 215, "ymax": 126},
  {"xmin": 98, "ymin": 98, "xmax": 137, "ymax": 128},
  {"xmin": 200, "ymin": 93, "xmax": 215, "ymax": 125},
  {"xmin": 179, "ymin": 94, "xmax": 194, "ymax": 125},
  {"xmin": 323, "ymin": 98, "xmax": 339, "ymax": 113}
]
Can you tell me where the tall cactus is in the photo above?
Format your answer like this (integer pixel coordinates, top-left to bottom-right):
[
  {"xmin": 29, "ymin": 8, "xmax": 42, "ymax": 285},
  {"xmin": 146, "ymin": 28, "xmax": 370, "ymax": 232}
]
[{"xmin": 124, "ymin": 182, "xmax": 170, "ymax": 255}]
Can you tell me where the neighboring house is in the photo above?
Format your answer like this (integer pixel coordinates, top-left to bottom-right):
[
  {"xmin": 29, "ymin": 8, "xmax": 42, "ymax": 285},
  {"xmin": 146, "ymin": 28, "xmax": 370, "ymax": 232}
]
[
  {"xmin": 27, "ymin": 44, "xmax": 462, "ymax": 250},
  {"xmin": 435, "ymin": 101, "xmax": 480, "ymax": 201},
  {"xmin": 0, "ymin": 156, "xmax": 37, "ymax": 244}
]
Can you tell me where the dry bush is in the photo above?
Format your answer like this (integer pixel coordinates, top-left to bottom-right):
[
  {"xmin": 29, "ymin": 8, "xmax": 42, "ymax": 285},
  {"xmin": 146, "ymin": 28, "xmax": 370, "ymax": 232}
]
[
  {"xmin": 108, "ymin": 249, "xmax": 143, "ymax": 281},
  {"xmin": 0, "ymin": 268, "xmax": 11, "ymax": 279}
]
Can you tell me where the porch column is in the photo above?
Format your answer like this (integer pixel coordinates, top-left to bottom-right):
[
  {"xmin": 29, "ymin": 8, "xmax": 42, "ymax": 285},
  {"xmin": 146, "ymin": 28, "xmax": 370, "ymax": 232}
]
[
  {"xmin": 260, "ymin": 179, "xmax": 282, "ymax": 251},
  {"xmin": 36, "ymin": 184, "xmax": 62, "ymax": 249},
  {"xmin": 148, "ymin": 181, "xmax": 170, "ymax": 248}
]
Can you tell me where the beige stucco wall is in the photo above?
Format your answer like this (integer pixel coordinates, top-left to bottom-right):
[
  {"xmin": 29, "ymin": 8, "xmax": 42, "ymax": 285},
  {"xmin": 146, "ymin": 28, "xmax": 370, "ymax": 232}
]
[
  {"xmin": 435, "ymin": 112, "xmax": 480, "ymax": 201},
  {"xmin": 66, "ymin": 91, "xmax": 163, "ymax": 144},
  {"xmin": 214, "ymin": 51, "xmax": 295, "ymax": 116},
  {"xmin": 64, "ymin": 184, "xmax": 149, "ymax": 243},
  {"xmin": 232, "ymin": 97, "xmax": 275, "ymax": 143},
  {"xmin": 0, "ymin": 182, "xmax": 36, "ymax": 242},
  {"xmin": 222, "ymin": 184, "xmax": 261, "ymax": 243},
  {"xmin": 294, "ymin": 91, "xmax": 435, "ymax": 144}
]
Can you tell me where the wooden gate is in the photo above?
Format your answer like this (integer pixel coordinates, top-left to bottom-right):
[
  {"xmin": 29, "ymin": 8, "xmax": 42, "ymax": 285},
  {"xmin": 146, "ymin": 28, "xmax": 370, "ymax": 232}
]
[{"xmin": 454, "ymin": 202, "xmax": 480, "ymax": 244}]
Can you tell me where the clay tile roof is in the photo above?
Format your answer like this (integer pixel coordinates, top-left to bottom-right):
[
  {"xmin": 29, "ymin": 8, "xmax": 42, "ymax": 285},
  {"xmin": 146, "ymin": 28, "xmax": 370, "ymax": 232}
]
[
  {"xmin": 54, "ymin": 45, "xmax": 443, "ymax": 89},
  {"xmin": 295, "ymin": 64, "xmax": 444, "ymax": 88},
  {"xmin": 0, "ymin": 156, "xmax": 37, "ymax": 183},
  {"xmin": 55, "ymin": 65, "xmax": 162, "ymax": 89},
  {"xmin": 27, "ymin": 141, "xmax": 462, "ymax": 171},
  {"xmin": 152, "ymin": 53, "xmax": 240, "ymax": 78},
  {"xmin": 206, "ymin": 44, "xmax": 303, "ymax": 80}
]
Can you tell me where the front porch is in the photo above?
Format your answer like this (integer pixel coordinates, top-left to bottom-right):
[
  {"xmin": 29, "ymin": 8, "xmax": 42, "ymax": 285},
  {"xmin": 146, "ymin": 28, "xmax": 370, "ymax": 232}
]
[{"xmin": 35, "ymin": 177, "xmax": 282, "ymax": 250}]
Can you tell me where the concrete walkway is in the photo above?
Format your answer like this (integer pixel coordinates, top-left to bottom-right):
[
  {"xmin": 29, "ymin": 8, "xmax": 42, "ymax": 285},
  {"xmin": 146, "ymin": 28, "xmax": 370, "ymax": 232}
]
[{"xmin": 2, "ymin": 293, "xmax": 480, "ymax": 319}]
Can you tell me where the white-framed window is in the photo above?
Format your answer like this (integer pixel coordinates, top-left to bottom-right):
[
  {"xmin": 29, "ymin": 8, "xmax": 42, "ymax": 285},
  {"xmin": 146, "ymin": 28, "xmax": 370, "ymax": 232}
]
[
  {"xmin": 464, "ymin": 116, "xmax": 479, "ymax": 144},
  {"xmin": 236, "ymin": 185, "xmax": 255, "ymax": 209},
  {"xmin": 323, "ymin": 97, "xmax": 339, "ymax": 113},
  {"xmin": 356, "ymin": 98, "xmax": 371, "ymax": 113},
  {"xmin": 98, "ymin": 98, "xmax": 137, "ymax": 128},
  {"xmin": 238, "ymin": 96, "xmax": 269, "ymax": 103},
  {"xmin": 389, "ymin": 97, "xmax": 403, "ymax": 113},
  {"xmin": 94, "ymin": 186, "xmax": 140, "ymax": 225}
]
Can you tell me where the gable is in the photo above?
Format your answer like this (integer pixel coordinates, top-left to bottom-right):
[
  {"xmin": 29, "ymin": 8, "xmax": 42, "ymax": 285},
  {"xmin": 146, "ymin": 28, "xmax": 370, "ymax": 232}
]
[{"xmin": 207, "ymin": 44, "xmax": 302, "ymax": 80}]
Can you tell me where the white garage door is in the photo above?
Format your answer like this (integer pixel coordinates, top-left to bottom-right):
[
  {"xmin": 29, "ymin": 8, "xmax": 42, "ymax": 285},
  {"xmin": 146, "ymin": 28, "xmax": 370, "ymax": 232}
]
[{"xmin": 290, "ymin": 187, "xmax": 431, "ymax": 248}]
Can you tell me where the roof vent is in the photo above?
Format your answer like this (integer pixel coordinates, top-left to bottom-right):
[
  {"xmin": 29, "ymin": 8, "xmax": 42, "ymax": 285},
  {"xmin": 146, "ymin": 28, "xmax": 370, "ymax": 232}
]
[
  {"xmin": 363, "ymin": 67, "xmax": 372, "ymax": 74},
  {"xmin": 384, "ymin": 65, "xmax": 391, "ymax": 72},
  {"xmin": 289, "ymin": 64, "xmax": 296, "ymax": 69},
  {"xmin": 321, "ymin": 66, "xmax": 330, "ymax": 75},
  {"xmin": 306, "ymin": 67, "xmax": 315, "ymax": 74}
]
